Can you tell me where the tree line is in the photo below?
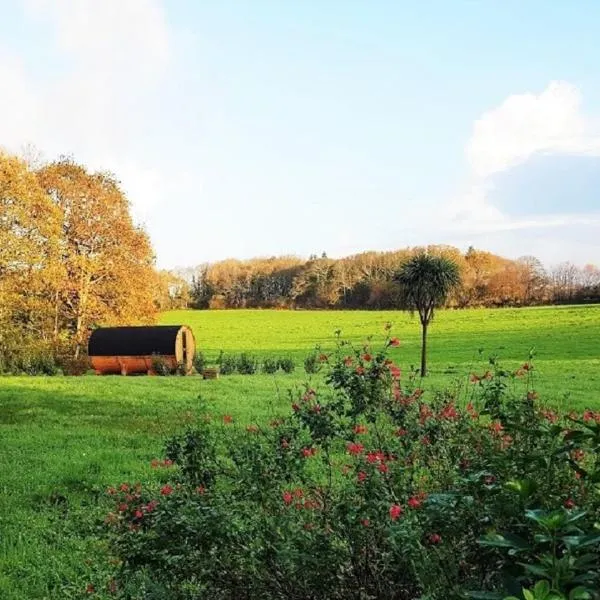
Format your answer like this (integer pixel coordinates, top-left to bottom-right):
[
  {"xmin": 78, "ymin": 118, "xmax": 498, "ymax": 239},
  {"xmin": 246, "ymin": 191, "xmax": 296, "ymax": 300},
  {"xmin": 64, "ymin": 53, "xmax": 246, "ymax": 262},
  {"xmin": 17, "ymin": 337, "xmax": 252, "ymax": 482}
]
[
  {"xmin": 0, "ymin": 151, "xmax": 167, "ymax": 370},
  {"xmin": 177, "ymin": 248, "xmax": 600, "ymax": 310}
]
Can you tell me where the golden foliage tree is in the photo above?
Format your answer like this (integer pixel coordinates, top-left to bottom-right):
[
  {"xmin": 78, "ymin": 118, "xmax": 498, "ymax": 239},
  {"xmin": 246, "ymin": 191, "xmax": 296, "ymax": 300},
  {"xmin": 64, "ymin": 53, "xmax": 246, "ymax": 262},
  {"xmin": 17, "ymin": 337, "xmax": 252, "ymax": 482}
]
[
  {"xmin": 0, "ymin": 153, "xmax": 62, "ymax": 355},
  {"xmin": 37, "ymin": 159, "xmax": 157, "ymax": 357}
]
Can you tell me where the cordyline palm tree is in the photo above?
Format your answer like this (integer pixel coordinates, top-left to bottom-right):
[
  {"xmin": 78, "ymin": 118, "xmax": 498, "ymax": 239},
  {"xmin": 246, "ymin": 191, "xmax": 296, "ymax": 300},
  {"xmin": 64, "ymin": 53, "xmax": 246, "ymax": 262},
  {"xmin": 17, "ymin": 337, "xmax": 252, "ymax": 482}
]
[{"xmin": 395, "ymin": 253, "xmax": 461, "ymax": 377}]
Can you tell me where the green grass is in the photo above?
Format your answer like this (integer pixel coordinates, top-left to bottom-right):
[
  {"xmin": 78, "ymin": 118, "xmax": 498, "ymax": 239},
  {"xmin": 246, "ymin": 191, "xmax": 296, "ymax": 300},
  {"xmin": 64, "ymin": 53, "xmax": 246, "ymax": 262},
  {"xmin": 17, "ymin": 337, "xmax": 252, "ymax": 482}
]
[{"xmin": 1, "ymin": 305, "xmax": 600, "ymax": 598}]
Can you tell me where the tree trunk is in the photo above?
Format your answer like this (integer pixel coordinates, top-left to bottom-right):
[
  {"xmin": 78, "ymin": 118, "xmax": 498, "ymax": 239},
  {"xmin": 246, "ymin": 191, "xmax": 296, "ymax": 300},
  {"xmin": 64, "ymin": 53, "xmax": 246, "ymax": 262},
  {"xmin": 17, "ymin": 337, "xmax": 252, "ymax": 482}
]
[{"xmin": 420, "ymin": 321, "xmax": 428, "ymax": 377}]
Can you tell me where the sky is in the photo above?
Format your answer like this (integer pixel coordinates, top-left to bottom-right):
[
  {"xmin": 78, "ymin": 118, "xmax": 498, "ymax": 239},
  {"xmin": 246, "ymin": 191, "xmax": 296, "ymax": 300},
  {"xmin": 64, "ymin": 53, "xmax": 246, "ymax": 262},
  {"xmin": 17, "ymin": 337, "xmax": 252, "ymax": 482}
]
[{"xmin": 1, "ymin": 0, "xmax": 600, "ymax": 269}]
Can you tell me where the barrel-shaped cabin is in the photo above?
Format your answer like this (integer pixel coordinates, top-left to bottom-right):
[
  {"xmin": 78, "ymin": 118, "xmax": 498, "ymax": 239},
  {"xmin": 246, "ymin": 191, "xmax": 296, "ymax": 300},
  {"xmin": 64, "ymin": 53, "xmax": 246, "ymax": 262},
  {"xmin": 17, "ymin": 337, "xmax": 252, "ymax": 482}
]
[{"xmin": 88, "ymin": 325, "xmax": 196, "ymax": 375}]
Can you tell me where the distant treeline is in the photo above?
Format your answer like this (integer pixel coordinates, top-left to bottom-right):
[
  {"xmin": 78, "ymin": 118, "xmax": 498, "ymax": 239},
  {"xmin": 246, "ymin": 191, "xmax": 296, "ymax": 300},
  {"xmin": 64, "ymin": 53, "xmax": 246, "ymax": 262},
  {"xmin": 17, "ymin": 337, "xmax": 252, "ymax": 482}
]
[{"xmin": 163, "ymin": 247, "xmax": 600, "ymax": 310}]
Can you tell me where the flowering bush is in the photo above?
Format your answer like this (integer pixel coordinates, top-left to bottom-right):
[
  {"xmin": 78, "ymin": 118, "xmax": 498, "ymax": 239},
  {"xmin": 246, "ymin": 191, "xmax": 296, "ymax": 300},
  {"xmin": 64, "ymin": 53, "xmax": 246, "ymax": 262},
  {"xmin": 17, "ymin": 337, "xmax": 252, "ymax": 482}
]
[{"xmin": 98, "ymin": 331, "xmax": 600, "ymax": 599}]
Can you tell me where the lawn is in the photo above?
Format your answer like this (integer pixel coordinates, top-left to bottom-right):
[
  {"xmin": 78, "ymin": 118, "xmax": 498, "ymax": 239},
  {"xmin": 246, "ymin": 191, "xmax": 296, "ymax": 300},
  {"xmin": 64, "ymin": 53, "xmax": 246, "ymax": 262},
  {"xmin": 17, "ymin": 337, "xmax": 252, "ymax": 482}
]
[{"xmin": 1, "ymin": 305, "xmax": 599, "ymax": 598}]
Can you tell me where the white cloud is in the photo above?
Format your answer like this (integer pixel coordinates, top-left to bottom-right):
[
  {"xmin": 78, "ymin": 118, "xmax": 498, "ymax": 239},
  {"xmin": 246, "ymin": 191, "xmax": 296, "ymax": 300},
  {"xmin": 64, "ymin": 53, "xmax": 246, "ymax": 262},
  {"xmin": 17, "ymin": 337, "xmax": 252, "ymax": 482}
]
[
  {"xmin": 467, "ymin": 81, "xmax": 600, "ymax": 179},
  {"xmin": 444, "ymin": 82, "xmax": 600, "ymax": 230},
  {"xmin": 0, "ymin": 0, "xmax": 172, "ymax": 216}
]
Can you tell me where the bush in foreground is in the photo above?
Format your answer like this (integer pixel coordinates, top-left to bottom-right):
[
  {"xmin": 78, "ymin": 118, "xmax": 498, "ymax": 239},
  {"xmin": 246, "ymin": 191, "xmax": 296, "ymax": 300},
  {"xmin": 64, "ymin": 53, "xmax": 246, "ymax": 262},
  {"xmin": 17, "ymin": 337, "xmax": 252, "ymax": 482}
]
[{"xmin": 98, "ymin": 331, "xmax": 600, "ymax": 599}]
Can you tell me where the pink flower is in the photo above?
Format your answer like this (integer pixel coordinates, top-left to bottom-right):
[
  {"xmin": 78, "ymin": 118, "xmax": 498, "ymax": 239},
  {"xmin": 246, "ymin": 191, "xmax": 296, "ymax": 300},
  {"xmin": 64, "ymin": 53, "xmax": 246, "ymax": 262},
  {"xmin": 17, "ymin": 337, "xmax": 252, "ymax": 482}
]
[
  {"xmin": 282, "ymin": 491, "xmax": 293, "ymax": 505},
  {"xmin": 428, "ymin": 533, "xmax": 442, "ymax": 544},
  {"xmin": 347, "ymin": 442, "xmax": 365, "ymax": 456},
  {"xmin": 160, "ymin": 485, "xmax": 173, "ymax": 496},
  {"xmin": 389, "ymin": 504, "xmax": 403, "ymax": 521},
  {"xmin": 357, "ymin": 471, "xmax": 368, "ymax": 483},
  {"xmin": 361, "ymin": 518, "xmax": 370, "ymax": 527},
  {"xmin": 407, "ymin": 496, "xmax": 422, "ymax": 509},
  {"xmin": 564, "ymin": 498, "xmax": 576, "ymax": 509},
  {"xmin": 302, "ymin": 447, "xmax": 316, "ymax": 458}
]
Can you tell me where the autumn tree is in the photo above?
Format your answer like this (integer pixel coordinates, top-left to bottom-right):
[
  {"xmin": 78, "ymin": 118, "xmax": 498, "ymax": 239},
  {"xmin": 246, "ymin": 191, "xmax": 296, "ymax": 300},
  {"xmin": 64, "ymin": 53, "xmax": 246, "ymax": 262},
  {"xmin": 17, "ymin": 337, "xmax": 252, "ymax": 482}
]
[
  {"xmin": 37, "ymin": 159, "xmax": 157, "ymax": 357},
  {"xmin": 395, "ymin": 253, "xmax": 461, "ymax": 377},
  {"xmin": 0, "ymin": 152, "xmax": 62, "ymax": 358}
]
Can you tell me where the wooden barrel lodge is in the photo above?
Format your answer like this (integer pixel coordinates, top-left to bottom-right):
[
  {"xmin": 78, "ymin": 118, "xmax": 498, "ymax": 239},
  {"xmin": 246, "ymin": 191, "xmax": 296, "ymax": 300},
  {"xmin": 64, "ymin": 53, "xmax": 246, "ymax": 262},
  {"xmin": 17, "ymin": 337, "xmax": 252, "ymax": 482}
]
[{"xmin": 88, "ymin": 325, "xmax": 196, "ymax": 375}]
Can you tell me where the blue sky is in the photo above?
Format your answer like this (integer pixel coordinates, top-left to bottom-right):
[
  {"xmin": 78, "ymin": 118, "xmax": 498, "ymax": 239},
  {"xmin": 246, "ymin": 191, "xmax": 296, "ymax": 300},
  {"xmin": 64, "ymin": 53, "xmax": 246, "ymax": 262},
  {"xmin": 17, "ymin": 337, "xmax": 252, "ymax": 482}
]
[{"xmin": 1, "ymin": 1, "xmax": 599, "ymax": 268}]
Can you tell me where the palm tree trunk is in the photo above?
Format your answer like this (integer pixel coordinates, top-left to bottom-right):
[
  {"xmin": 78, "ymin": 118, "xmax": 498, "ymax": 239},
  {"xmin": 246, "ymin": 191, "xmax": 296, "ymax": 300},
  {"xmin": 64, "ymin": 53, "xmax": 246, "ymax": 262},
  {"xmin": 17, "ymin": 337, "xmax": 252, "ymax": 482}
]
[{"xmin": 420, "ymin": 322, "xmax": 428, "ymax": 377}]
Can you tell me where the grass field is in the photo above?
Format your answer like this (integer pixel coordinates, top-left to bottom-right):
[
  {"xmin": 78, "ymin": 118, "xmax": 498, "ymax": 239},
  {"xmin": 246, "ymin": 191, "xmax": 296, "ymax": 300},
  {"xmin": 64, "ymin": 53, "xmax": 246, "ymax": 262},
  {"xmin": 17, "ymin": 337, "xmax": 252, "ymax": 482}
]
[{"xmin": 1, "ymin": 305, "xmax": 599, "ymax": 598}]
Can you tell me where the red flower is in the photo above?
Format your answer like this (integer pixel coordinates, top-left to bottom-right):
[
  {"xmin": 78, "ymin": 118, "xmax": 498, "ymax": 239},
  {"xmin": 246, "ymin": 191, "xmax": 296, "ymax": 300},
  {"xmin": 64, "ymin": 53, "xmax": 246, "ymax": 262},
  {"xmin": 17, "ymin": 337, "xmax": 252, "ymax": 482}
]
[
  {"xmin": 407, "ymin": 496, "xmax": 422, "ymax": 509},
  {"xmin": 347, "ymin": 442, "xmax": 365, "ymax": 456},
  {"xmin": 389, "ymin": 504, "xmax": 403, "ymax": 520},
  {"xmin": 134, "ymin": 510, "xmax": 143, "ymax": 519},
  {"xmin": 282, "ymin": 491, "xmax": 293, "ymax": 505},
  {"xmin": 163, "ymin": 459, "xmax": 173, "ymax": 467},
  {"xmin": 160, "ymin": 485, "xmax": 173, "ymax": 496},
  {"xmin": 291, "ymin": 403, "xmax": 300, "ymax": 412},
  {"xmin": 361, "ymin": 518, "xmax": 370, "ymax": 527},
  {"xmin": 428, "ymin": 533, "xmax": 442, "ymax": 544},
  {"xmin": 389, "ymin": 365, "xmax": 401, "ymax": 380},
  {"xmin": 489, "ymin": 421, "xmax": 504, "ymax": 435},
  {"xmin": 353, "ymin": 424, "xmax": 368, "ymax": 434},
  {"xmin": 119, "ymin": 483, "xmax": 129, "ymax": 492},
  {"xmin": 395, "ymin": 428, "xmax": 408, "ymax": 437},
  {"xmin": 318, "ymin": 353, "xmax": 329, "ymax": 362},
  {"xmin": 357, "ymin": 471, "xmax": 368, "ymax": 483},
  {"xmin": 439, "ymin": 402, "xmax": 459, "ymax": 420},
  {"xmin": 150, "ymin": 459, "xmax": 160, "ymax": 469},
  {"xmin": 362, "ymin": 353, "xmax": 372, "ymax": 362},
  {"xmin": 223, "ymin": 414, "xmax": 233, "ymax": 424},
  {"xmin": 117, "ymin": 503, "xmax": 128, "ymax": 513},
  {"xmin": 356, "ymin": 366, "xmax": 365, "ymax": 375},
  {"xmin": 378, "ymin": 463, "xmax": 389, "ymax": 473},
  {"xmin": 86, "ymin": 583, "xmax": 95, "ymax": 594},
  {"xmin": 366, "ymin": 451, "xmax": 385, "ymax": 464},
  {"xmin": 294, "ymin": 488, "xmax": 304, "ymax": 498},
  {"xmin": 564, "ymin": 498, "xmax": 576, "ymax": 509},
  {"xmin": 389, "ymin": 337, "xmax": 400, "ymax": 347},
  {"xmin": 302, "ymin": 447, "xmax": 316, "ymax": 458},
  {"xmin": 420, "ymin": 436, "xmax": 431, "ymax": 446}
]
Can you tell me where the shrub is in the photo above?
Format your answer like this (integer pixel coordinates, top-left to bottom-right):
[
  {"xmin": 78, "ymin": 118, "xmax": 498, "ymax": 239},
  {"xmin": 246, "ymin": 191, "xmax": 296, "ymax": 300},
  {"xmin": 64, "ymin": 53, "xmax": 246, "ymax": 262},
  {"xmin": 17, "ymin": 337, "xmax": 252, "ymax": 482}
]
[
  {"xmin": 237, "ymin": 353, "xmax": 258, "ymax": 375},
  {"xmin": 303, "ymin": 351, "xmax": 321, "ymax": 374},
  {"xmin": 262, "ymin": 357, "xmax": 279, "ymax": 374},
  {"xmin": 278, "ymin": 357, "xmax": 295, "ymax": 373},
  {"xmin": 217, "ymin": 352, "xmax": 237, "ymax": 375},
  {"xmin": 100, "ymin": 332, "xmax": 600, "ymax": 599},
  {"xmin": 151, "ymin": 354, "xmax": 171, "ymax": 376},
  {"xmin": 193, "ymin": 351, "xmax": 206, "ymax": 374}
]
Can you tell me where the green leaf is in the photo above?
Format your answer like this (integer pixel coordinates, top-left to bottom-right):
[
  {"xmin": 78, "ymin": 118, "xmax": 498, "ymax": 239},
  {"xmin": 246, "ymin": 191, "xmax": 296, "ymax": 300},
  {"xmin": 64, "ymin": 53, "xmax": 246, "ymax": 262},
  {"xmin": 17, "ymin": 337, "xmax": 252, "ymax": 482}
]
[
  {"xmin": 466, "ymin": 593, "xmax": 504, "ymax": 600},
  {"xmin": 576, "ymin": 533, "xmax": 600, "ymax": 548},
  {"xmin": 479, "ymin": 533, "xmax": 529, "ymax": 550},
  {"xmin": 523, "ymin": 590, "xmax": 534, "ymax": 600},
  {"xmin": 569, "ymin": 588, "xmax": 592, "ymax": 600},
  {"xmin": 519, "ymin": 563, "xmax": 550, "ymax": 578},
  {"xmin": 533, "ymin": 580, "xmax": 550, "ymax": 599}
]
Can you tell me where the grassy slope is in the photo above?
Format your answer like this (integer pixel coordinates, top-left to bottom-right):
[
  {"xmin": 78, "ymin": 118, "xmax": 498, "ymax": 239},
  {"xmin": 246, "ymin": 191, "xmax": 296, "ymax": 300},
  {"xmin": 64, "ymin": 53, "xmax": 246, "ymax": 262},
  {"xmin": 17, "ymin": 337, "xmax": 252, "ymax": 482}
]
[{"xmin": 1, "ymin": 305, "xmax": 599, "ymax": 598}]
